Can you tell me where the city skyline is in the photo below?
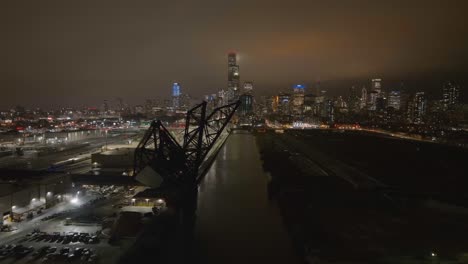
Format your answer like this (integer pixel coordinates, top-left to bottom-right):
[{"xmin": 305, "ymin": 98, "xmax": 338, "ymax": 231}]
[
  {"xmin": 1, "ymin": 2, "xmax": 468, "ymax": 264},
  {"xmin": 2, "ymin": 0, "xmax": 468, "ymax": 108},
  {"xmin": 0, "ymin": 75, "xmax": 464, "ymax": 111}
]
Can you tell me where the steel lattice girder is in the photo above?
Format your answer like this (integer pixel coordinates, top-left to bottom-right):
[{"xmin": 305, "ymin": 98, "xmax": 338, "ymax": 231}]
[
  {"xmin": 133, "ymin": 100, "xmax": 240, "ymax": 186},
  {"xmin": 133, "ymin": 120, "xmax": 186, "ymax": 183}
]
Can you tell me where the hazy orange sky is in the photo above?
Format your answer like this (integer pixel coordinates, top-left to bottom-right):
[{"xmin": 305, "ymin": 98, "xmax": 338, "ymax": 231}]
[{"xmin": 1, "ymin": 0, "xmax": 467, "ymax": 108}]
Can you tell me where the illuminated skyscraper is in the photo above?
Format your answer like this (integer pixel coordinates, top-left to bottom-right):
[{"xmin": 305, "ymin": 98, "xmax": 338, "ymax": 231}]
[
  {"xmin": 388, "ymin": 90, "xmax": 401, "ymax": 110},
  {"xmin": 413, "ymin": 92, "xmax": 426, "ymax": 124},
  {"xmin": 243, "ymin": 81, "xmax": 253, "ymax": 94},
  {"xmin": 369, "ymin": 78, "xmax": 382, "ymax": 110},
  {"xmin": 239, "ymin": 94, "xmax": 253, "ymax": 116},
  {"xmin": 292, "ymin": 84, "xmax": 305, "ymax": 116},
  {"xmin": 442, "ymin": 81, "xmax": 460, "ymax": 110},
  {"xmin": 172, "ymin": 82, "xmax": 181, "ymax": 109},
  {"xmin": 227, "ymin": 52, "xmax": 240, "ymax": 102},
  {"xmin": 278, "ymin": 93, "xmax": 291, "ymax": 115},
  {"xmin": 360, "ymin": 86, "xmax": 367, "ymax": 109},
  {"xmin": 372, "ymin": 78, "xmax": 382, "ymax": 92}
]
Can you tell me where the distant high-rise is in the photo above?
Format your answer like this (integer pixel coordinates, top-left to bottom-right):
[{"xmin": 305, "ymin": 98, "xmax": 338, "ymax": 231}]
[
  {"xmin": 227, "ymin": 52, "xmax": 240, "ymax": 102},
  {"xmin": 172, "ymin": 82, "xmax": 181, "ymax": 109},
  {"xmin": 368, "ymin": 90, "xmax": 379, "ymax": 110},
  {"xmin": 172, "ymin": 82, "xmax": 181, "ymax": 97},
  {"xmin": 292, "ymin": 84, "xmax": 305, "ymax": 116},
  {"xmin": 239, "ymin": 94, "xmax": 253, "ymax": 116},
  {"xmin": 325, "ymin": 99, "xmax": 334, "ymax": 123},
  {"xmin": 372, "ymin": 78, "xmax": 382, "ymax": 92},
  {"xmin": 277, "ymin": 93, "xmax": 291, "ymax": 115},
  {"xmin": 243, "ymin": 82, "xmax": 253, "ymax": 94},
  {"xmin": 388, "ymin": 90, "xmax": 401, "ymax": 110},
  {"xmin": 369, "ymin": 78, "xmax": 382, "ymax": 110},
  {"xmin": 442, "ymin": 81, "xmax": 460, "ymax": 110},
  {"xmin": 102, "ymin": 100, "xmax": 109, "ymax": 113},
  {"xmin": 413, "ymin": 92, "xmax": 426, "ymax": 124},
  {"xmin": 360, "ymin": 86, "xmax": 367, "ymax": 109}
]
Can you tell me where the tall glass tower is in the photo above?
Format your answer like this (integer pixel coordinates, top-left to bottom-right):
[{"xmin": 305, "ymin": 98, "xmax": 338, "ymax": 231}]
[
  {"xmin": 172, "ymin": 82, "xmax": 181, "ymax": 109},
  {"xmin": 227, "ymin": 52, "xmax": 240, "ymax": 102}
]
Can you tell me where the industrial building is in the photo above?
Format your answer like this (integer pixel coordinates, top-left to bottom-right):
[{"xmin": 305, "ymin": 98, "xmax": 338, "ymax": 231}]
[{"xmin": 0, "ymin": 170, "xmax": 72, "ymax": 224}]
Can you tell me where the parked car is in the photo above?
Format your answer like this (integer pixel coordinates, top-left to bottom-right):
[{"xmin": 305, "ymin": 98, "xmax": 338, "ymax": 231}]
[{"xmin": 32, "ymin": 246, "xmax": 50, "ymax": 257}]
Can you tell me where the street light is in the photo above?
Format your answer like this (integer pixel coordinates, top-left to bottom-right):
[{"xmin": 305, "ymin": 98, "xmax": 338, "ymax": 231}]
[{"xmin": 145, "ymin": 199, "xmax": 149, "ymax": 205}]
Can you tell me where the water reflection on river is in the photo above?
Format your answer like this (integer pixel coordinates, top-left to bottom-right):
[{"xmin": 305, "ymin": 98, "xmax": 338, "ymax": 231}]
[{"xmin": 194, "ymin": 132, "xmax": 299, "ymax": 263}]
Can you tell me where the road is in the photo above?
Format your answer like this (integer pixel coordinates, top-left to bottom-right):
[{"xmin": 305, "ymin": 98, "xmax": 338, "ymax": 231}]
[
  {"xmin": 193, "ymin": 131, "xmax": 300, "ymax": 263},
  {"xmin": 0, "ymin": 134, "xmax": 133, "ymax": 171}
]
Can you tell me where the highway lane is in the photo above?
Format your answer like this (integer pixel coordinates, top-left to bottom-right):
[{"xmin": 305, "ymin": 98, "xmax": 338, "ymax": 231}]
[{"xmin": 193, "ymin": 132, "xmax": 300, "ymax": 263}]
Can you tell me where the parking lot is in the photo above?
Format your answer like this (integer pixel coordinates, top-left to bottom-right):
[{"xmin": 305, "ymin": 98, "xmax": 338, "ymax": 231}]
[{"xmin": 0, "ymin": 186, "xmax": 142, "ymax": 264}]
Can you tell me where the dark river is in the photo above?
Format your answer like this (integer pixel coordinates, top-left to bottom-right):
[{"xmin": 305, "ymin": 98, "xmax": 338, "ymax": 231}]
[{"xmin": 193, "ymin": 132, "xmax": 299, "ymax": 263}]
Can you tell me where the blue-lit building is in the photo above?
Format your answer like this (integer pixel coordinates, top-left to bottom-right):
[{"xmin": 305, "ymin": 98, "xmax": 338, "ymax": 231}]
[
  {"xmin": 292, "ymin": 84, "xmax": 305, "ymax": 117},
  {"xmin": 172, "ymin": 83, "xmax": 181, "ymax": 97},
  {"xmin": 172, "ymin": 82, "xmax": 181, "ymax": 109}
]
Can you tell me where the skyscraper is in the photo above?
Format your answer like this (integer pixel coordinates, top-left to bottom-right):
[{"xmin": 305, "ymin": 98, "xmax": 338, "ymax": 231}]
[
  {"xmin": 442, "ymin": 81, "xmax": 460, "ymax": 110},
  {"xmin": 413, "ymin": 92, "xmax": 426, "ymax": 124},
  {"xmin": 291, "ymin": 84, "xmax": 305, "ymax": 116},
  {"xmin": 227, "ymin": 52, "xmax": 240, "ymax": 102},
  {"xmin": 360, "ymin": 86, "xmax": 367, "ymax": 109},
  {"xmin": 239, "ymin": 94, "xmax": 253, "ymax": 116},
  {"xmin": 102, "ymin": 100, "xmax": 109, "ymax": 113},
  {"xmin": 277, "ymin": 93, "xmax": 291, "ymax": 115},
  {"xmin": 243, "ymin": 82, "xmax": 253, "ymax": 94},
  {"xmin": 369, "ymin": 78, "xmax": 382, "ymax": 110},
  {"xmin": 372, "ymin": 78, "xmax": 382, "ymax": 93},
  {"xmin": 388, "ymin": 90, "xmax": 401, "ymax": 110},
  {"xmin": 325, "ymin": 99, "xmax": 334, "ymax": 123},
  {"xmin": 172, "ymin": 82, "xmax": 181, "ymax": 109}
]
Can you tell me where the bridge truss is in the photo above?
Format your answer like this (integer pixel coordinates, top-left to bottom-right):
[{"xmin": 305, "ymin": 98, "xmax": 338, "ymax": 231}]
[{"xmin": 133, "ymin": 100, "xmax": 240, "ymax": 188}]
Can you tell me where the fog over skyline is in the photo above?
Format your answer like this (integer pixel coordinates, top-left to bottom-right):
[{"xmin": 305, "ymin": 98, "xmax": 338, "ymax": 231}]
[{"xmin": 1, "ymin": 0, "xmax": 468, "ymax": 109}]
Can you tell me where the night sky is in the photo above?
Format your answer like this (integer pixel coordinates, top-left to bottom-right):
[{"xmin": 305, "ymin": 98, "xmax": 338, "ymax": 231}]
[{"xmin": 1, "ymin": 0, "xmax": 468, "ymax": 109}]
